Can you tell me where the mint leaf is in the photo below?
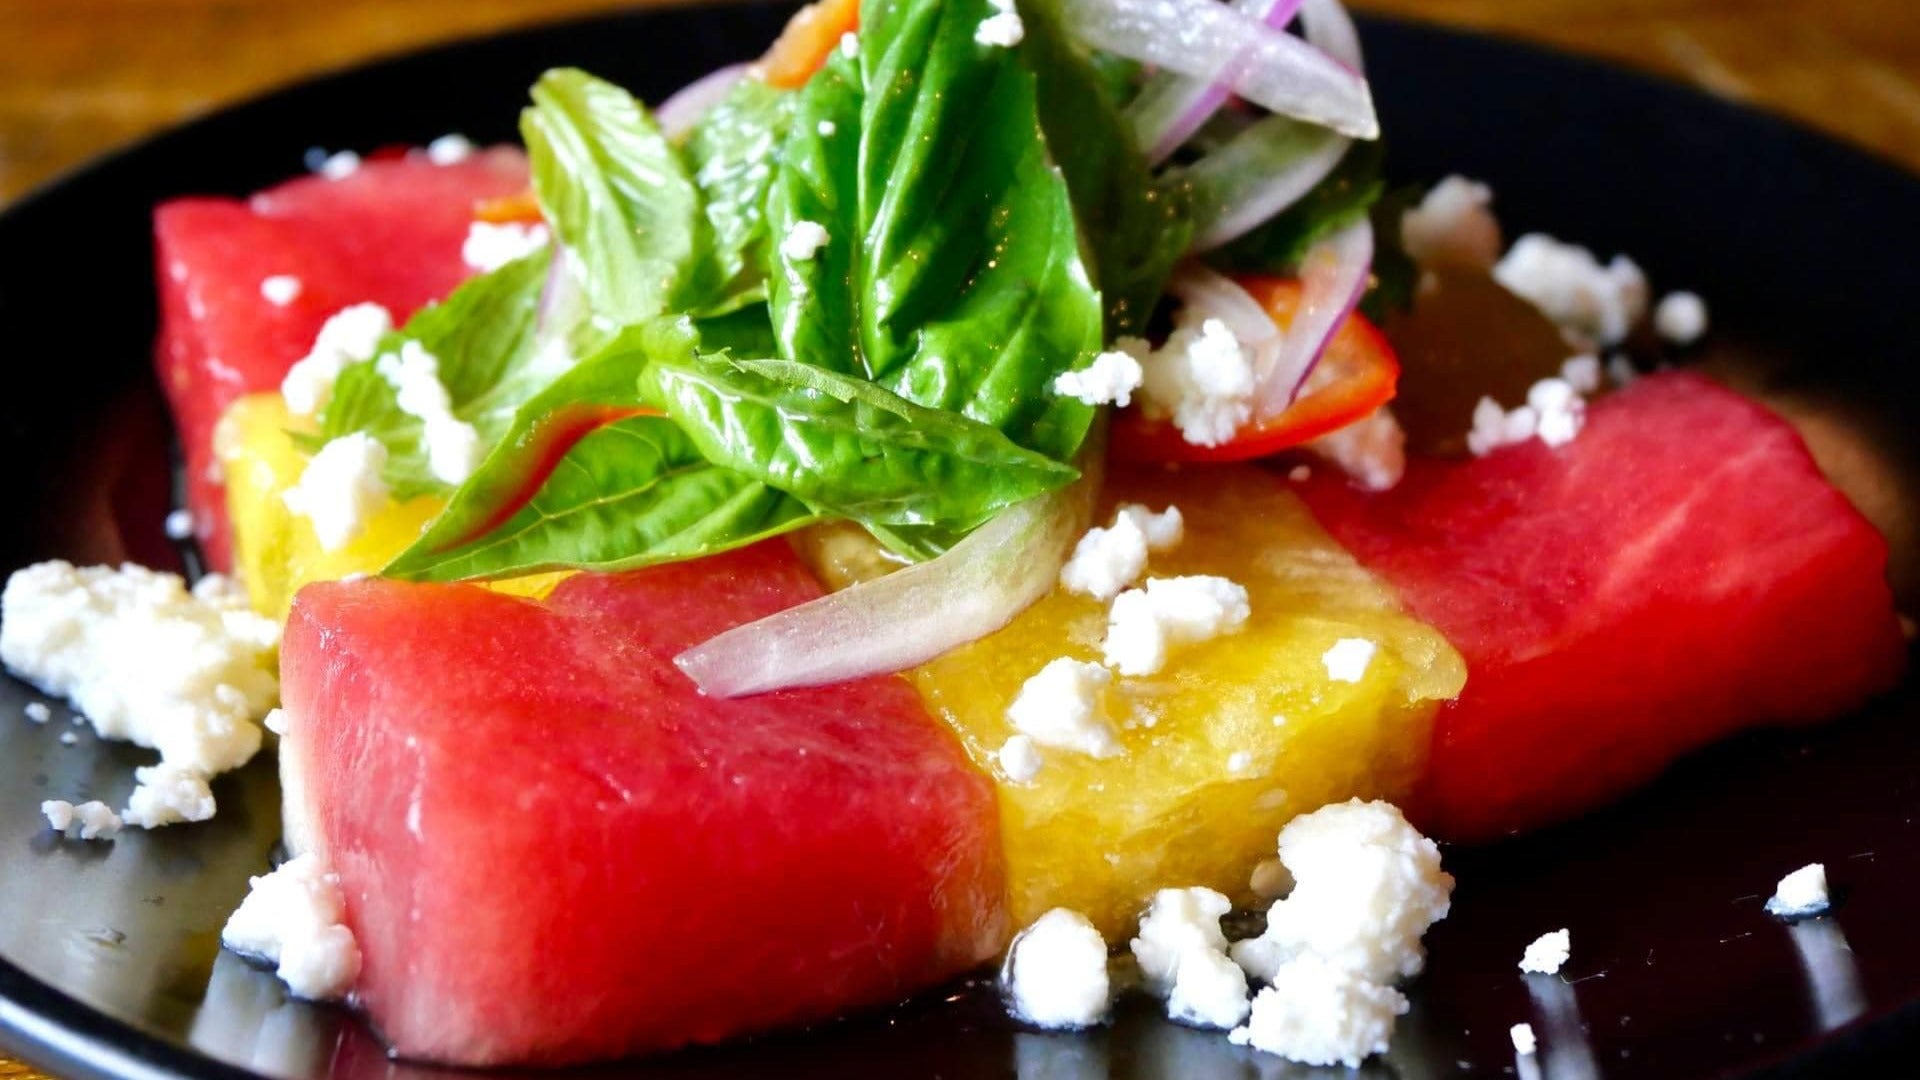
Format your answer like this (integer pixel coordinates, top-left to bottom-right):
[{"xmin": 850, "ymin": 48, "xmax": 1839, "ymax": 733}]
[
  {"xmin": 768, "ymin": 0, "xmax": 1105, "ymax": 464},
  {"xmin": 641, "ymin": 336, "xmax": 1079, "ymax": 534},
  {"xmin": 522, "ymin": 68, "xmax": 701, "ymax": 323},
  {"xmin": 683, "ymin": 79, "xmax": 795, "ymax": 310}
]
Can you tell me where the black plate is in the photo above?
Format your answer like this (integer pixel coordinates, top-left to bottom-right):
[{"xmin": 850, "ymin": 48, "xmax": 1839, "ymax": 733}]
[{"xmin": 5, "ymin": 5, "xmax": 1920, "ymax": 1078}]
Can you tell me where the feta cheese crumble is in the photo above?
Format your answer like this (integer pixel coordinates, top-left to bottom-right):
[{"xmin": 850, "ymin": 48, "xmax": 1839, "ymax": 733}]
[
  {"xmin": 1307, "ymin": 405, "xmax": 1406, "ymax": 492},
  {"xmin": 42, "ymin": 799, "xmax": 122, "ymax": 841},
  {"xmin": 1169, "ymin": 946, "xmax": 1253, "ymax": 1031},
  {"xmin": 282, "ymin": 432, "xmax": 391, "ymax": 551},
  {"xmin": 1511, "ymin": 1021, "xmax": 1539, "ymax": 1056},
  {"xmin": 123, "ymin": 761, "xmax": 216, "ymax": 828},
  {"xmin": 24, "ymin": 702, "xmax": 51, "ymax": 724},
  {"xmin": 1519, "ymin": 928, "xmax": 1571, "ymax": 974},
  {"xmin": 1130, "ymin": 887, "xmax": 1251, "ymax": 1030},
  {"xmin": 1102, "ymin": 575, "xmax": 1251, "ymax": 677},
  {"xmin": 315, "ymin": 150, "xmax": 361, "ymax": 180},
  {"xmin": 1006, "ymin": 658, "xmax": 1121, "ymax": 758},
  {"xmin": 1004, "ymin": 908, "xmax": 1111, "ymax": 1029},
  {"xmin": 1229, "ymin": 953, "xmax": 1408, "ymax": 1068},
  {"xmin": 780, "ymin": 220, "xmax": 831, "ymax": 261},
  {"xmin": 1052, "ymin": 349, "xmax": 1145, "ymax": 408},
  {"xmin": 1560, "ymin": 354, "xmax": 1602, "ymax": 394},
  {"xmin": 1400, "ymin": 175, "xmax": 1501, "ymax": 272},
  {"xmin": 462, "ymin": 220, "xmax": 550, "ymax": 273},
  {"xmin": 1493, "ymin": 233, "xmax": 1649, "ymax": 347},
  {"xmin": 1, "ymin": 562, "xmax": 277, "ymax": 780},
  {"xmin": 1465, "ymin": 373, "xmax": 1590, "ymax": 457},
  {"xmin": 839, "ymin": 31, "xmax": 859, "ymax": 58},
  {"xmin": 1136, "ymin": 319, "xmax": 1257, "ymax": 448},
  {"xmin": 1059, "ymin": 504, "xmax": 1182, "ymax": 601},
  {"xmin": 376, "ymin": 340, "xmax": 483, "ymax": 484},
  {"xmin": 281, "ymin": 303, "xmax": 393, "ymax": 417},
  {"xmin": 259, "ymin": 275, "xmax": 303, "ymax": 307},
  {"xmin": 1766, "ymin": 863, "xmax": 1831, "ymax": 919},
  {"xmin": 164, "ymin": 508, "xmax": 196, "ymax": 541},
  {"xmin": 998, "ymin": 733, "xmax": 1044, "ymax": 783},
  {"xmin": 975, "ymin": 0, "xmax": 1025, "ymax": 47},
  {"xmin": 425, "ymin": 133, "xmax": 476, "ymax": 165},
  {"xmin": 1320, "ymin": 638, "xmax": 1377, "ymax": 684},
  {"xmin": 1654, "ymin": 290, "xmax": 1710, "ymax": 346},
  {"xmin": 817, "ymin": 120, "xmax": 837, "ymax": 137},
  {"xmin": 222, "ymin": 854, "xmax": 363, "ymax": 1001}
]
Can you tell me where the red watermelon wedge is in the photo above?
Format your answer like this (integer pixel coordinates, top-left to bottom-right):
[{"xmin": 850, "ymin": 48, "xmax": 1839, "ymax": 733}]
[
  {"xmin": 1298, "ymin": 372, "xmax": 1906, "ymax": 841},
  {"xmin": 278, "ymin": 541, "xmax": 1008, "ymax": 1066},
  {"xmin": 154, "ymin": 150, "xmax": 528, "ymax": 570}
]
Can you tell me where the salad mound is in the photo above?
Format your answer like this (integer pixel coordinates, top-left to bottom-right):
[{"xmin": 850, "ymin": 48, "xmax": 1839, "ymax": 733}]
[{"xmin": 0, "ymin": 0, "xmax": 1905, "ymax": 1070}]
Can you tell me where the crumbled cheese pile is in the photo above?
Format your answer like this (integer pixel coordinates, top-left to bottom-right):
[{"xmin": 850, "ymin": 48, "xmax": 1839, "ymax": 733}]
[
  {"xmin": 1059, "ymin": 504, "xmax": 1183, "ymax": 601},
  {"xmin": 781, "ymin": 220, "xmax": 830, "ymax": 262},
  {"xmin": 1765, "ymin": 862, "xmax": 1831, "ymax": 919},
  {"xmin": 281, "ymin": 432, "xmax": 391, "ymax": 552},
  {"xmin": 1306, "ymin": 405, "xmax": 1407, "ymax": 493},
  {"xmin": 42, "ymin": 799, "xmax": 122, "ymax": 841},
  {"xmin": 1321, "ymin": 638, "xmax": 1377, "ymax": 684},
  {"xmin": 1052, "ymin": 349, "xmax": 1145, "ymax": 408},
  {"xmin": 1654, "ymin": 290, "xmax": 1710, "ymax": 346},
  {"xmin": 376, "ymin": 340, "xmax": 483, "ymax": 485},
  {"xmin": 974, "ymin": 0, "xmax": 1025, "ymax": 47},
  {"xmin": 1005, "ymin": 658, "xmax": 1121, "ymax": 759},
  {"xmin": 1003, "ymin": 908, "xmax": 1111, "ymax": 1029},
  {"xmin": 2, "ymin": 562, "xmax": 278, "ymax": 832},
  {"xmin": 1400, "ymin": 175, "xmax": 1502, "ymax": 273},
  {"xmin": 1493, "ymin": 233, "xmax": 1648, "ymax": 348},
  {"xmin": 1103, "ymin": 575, "xmax": 1250, "ymax": 677},
  {"xmin": 222, "ymin": 854, "xmax": 363, "ymax": 1001},
  {"xmin": 1465, "ymin": 356, "xmax": 1602, "ymax": 457},
  {"xmin": 1511, "ymin": 1021, "xmax": 1539, "ymax": 1056},
  {"xmin": 462, "ymin": 220, "xmax": 550, "ymax": 274},
  {"xmin": 1519, "ymin": 928, "xmax": 1571, "ymax": 975},
  {"xmin": 1130, "ymin": 887, "xmax": 1250, "ymax": 1030},
  {"xmin": 1133, "ymin": 318, "xmax": 1256, "ymax": 448},
  {"xmin": 281, "ymin": 302, "xmax": 393, "ymax": 417}
]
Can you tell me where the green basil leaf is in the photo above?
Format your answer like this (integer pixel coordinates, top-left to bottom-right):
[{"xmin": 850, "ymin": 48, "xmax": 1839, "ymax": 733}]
[
  {"xmin": 1023, "ymin": 0, "xmax": 1191, "ymax": 335},
  {"xmin": 768, "ymin": 0, "xmax": 1104, "ymax": 463},
  {"xmin": 642, "ymin": 345, "xmax": 1079, "ymax": 531},
  {"xmin": 682, "ymin": 79, "xmax": 795, "ymax": 310},
  {"xmin": 522, "ymin": 68, "xmax": 701, "ymax": 323}
]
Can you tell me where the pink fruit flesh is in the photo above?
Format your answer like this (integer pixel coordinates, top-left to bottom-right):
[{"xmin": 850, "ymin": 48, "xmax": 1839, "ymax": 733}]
[
  {"xmin": 278, "ymin": 541, "xmax": 1008, "ymax": 1066},
  {"xmin": 1298, "ymin": 371, "xmax": 1907, "ymax": 841},
  {"xmin": 153, "ymin": 150, "xmax": 528, "ymax": 570}
]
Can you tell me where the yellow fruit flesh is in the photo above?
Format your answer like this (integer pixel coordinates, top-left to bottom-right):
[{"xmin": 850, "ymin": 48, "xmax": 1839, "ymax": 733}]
[
  {"xmin": 905, "ymin": 466, "xmax": 1465, "ymax": 939},
  {"xmin": 219, "ymin": 393, "xmax": 563, "ymax": 619}
]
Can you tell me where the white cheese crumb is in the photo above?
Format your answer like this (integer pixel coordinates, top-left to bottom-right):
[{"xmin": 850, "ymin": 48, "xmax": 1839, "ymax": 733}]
[
  {"xmin": 1493, "ymin": 233, "xmax": 1649, "ymax": 347},
  {"xmin": 1131, "ymin": 887, "xmax": 1232, "ymax": 997},
  {"xmin": 461, "ymin": 220, "xmax": 550, "ymax": 273},
  {"xmin": 1232, "ymin": 799, "xmax": 1453, "ymax": 987},
  {"xmin": 24, "ymin": 702, "xmax": 51, "ymax": 724},
  {"xmin": 1169, "ymin": 946, "xmax": 1253, "ymax": 1030},
  {"xmin": 1766, "ymin": 863, "xmax": 1831, "ymax": 919},
  {"xmin": 281, "ymin": 302, "xmax": 393, "ymax": 417},
  {"xmin": 263, "ymin": 707, "xmax": 289, "ymax": 737},
  {"xmin": 282, "ymin": 433, "xmax": 391, "ymax": 552},
  {"xmin": 1136, "ymin": 320, "xmax": 1257, "ymax": 448},
  {"xmin": 975, "ymin": 3, "xmax": 1026, "ymax": 47},
  {"xmin": 998, "ymin": 733, "xmax": 1043, "ymax": 783},
  {"xmin": 1101, "ymin": 575, "xmax": 1251, "ymax": 677},
  {"xmin": 164, "ymin": 508, "xmax": 196, "ymax": 541},
  {"xmin": 1466, "ymin": 374, "xmax": 1589, "ymax": 456},
  {"xmin": 1059, "ymin": 504, "xmax": 1182, "ymax": 601},
  {"xmin": 839, "ymin": 31, "xmax": 859, "ymax": 57},
  {"xmin": 1654, "ymin": 290, "xmax": 1709, "ymax": 346},
  {"xmin": 123, "ymin": 761, "xmax": 216, "ymax": 828},
  {"xmin": 0, "ymin": 562, "xmax": 276, "ymax": 779},
  {"xmin": 425, "ymin": 133, "xmax": 475, "ymax": 165},
  {"xmin": 259, "ymin": 275, "xmax": 303, "ymax": 307},
  {"xmin": 817, "ymin": 120, "xmax": 837, "ymax": 136},
  {"xmin": 316, "ymin": 150, "xmax": 361, "ymax": 180},
  {"xmin": 1560, "ymin": 355, "xmax": 1602, "ymax": 394},
  {"xmin": 59, "ymin": 731, "xmax": 78, "ymax": 746},
  {"xmin": 1321, "ymin": 638, "xmax": 1376, "ymax": 684},
  {"xmin": 1307, "ymin": 405, "xmax": 1405, "ymax": 492},
  {"xmin": 222, "ymin": 853, "xmax": 363, "ymax": 1001},
  {"xmin": 42, "ymin": 800, "xmax": 122, "ymax": 841},
  {"xmin": 1519, "ymin": 928, "xmax": 1571, "ymax": 974},
  {"xmin": 375, "ymin": 339, "xmax": 483, "ymax": 485},
  {"xmin": 1006, "ymin": 658, "xmax": 1121, "ymax": 758},
  {"xmin": 781, "ymin": 220, "xmax": 831, "ymax": 261},
  {"xmin": 1004, "ymin": 908, "xmax": 1110, "ymax": 1029},
  {"xmin": 1400, "ymin": 175, "xmax": 1501, "ymax": 272},
  {"xmin": 1052, "ymin": 349, "xmax": 1145, "ymax": 407},
  {"xmin": 1229, "ymin": 953, "xmax": 1408, "ymax": 1068},
  {"xmin": 1511, "ymin": 1022, "xmax": 1538, "ymax": 1056}
]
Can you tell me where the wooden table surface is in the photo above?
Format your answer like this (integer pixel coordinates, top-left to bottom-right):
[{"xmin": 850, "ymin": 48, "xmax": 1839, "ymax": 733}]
[{"xmin": 1, "ymin": 0, "xmax": 1916, "ymax": 1077}]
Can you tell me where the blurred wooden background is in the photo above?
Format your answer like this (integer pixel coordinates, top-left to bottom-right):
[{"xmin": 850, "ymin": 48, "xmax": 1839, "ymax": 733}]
[
  {"xmin": 0, "ymin": 0, "xmax": 1917, "ymax": 206},
  {"xmin": 0, "ymin": 0, "xmax": 1915, "ymax": 1077}
]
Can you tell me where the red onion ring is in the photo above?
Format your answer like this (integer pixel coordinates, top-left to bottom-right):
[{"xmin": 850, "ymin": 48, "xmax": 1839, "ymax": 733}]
[{"xmin": 656, "ymin": 63, "xmax": 751, "ymax": 140}]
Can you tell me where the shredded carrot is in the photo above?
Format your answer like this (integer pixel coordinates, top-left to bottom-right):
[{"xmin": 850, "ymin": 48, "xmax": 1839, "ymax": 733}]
[
  {"xmin": 473, "ymin": 189, "xmax": 543, "ymax": 225},
  {"xmin": 758, "ymin": 0, "xmax": 861, "ymax": 89}
]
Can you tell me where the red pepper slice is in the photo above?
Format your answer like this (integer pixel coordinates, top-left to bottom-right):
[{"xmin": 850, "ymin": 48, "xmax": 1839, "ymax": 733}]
[{"xmin": 1112, "ymin": 275, "xmax": 1400, "ymax": 465}]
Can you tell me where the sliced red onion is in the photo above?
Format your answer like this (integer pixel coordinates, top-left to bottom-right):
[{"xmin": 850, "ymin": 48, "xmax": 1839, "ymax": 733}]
[
  {"xmin": 1300, "ymin": 0, "xmax": 1364, "ymax": 71},
  {"xmin": 656, "ymin": 63, "xmax": 750, "ymax": 140},
  {"xmin": 1168, "ymin": 264, "xmax": 1281, "ymax": 377},
  {"xmin": 1253, "ymin": 217, "xmax": 1373, "ymax": 418},
  {"xmin": 1185, "ymin": 116, "xmax": 1349, "ymax": 250},
  {"xmin": 1061, "ymin": 0, "xmax": 1377, "ymax": 140},
  {"xmin": 1126, "ymin": 0, "xmax": 1305, "ymax": 166},
  {"xmin": 676, "ymin": 462, "xmax": 1102, "ymax": 698}
]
